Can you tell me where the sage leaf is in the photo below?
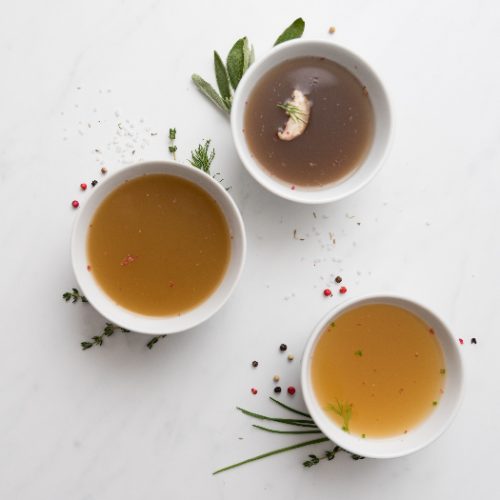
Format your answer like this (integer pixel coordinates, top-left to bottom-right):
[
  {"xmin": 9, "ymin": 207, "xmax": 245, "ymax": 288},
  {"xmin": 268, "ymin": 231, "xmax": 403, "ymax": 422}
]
[
  {"xmin": 226, "ymin": 37, "xmax": 247, "ymax": 90},
  {"xmin": 191, "ymin": 74, "xmax": 229, "ymax": 113},
  {"xmin": 213, "ymin": 51, "xmax": 231, "ymax": 107},
  {"xmin": 274, "ymin": 17, "xmax": 305, "ymax": 46},
  {"xmin": 242, "ymin": 37, "xmax": 252, "ymax": 74}
]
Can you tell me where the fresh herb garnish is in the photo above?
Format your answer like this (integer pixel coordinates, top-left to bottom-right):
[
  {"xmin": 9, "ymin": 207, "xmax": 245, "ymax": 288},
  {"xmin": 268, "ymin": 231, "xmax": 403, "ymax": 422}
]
[
  {"xmin": 192, "ymin": 19, "xmax": 304, "ymax": 113},
  {"xmin": 146, "ymin": 335, "xmax": 167, "ymax": 350},
  {"xmin": 213, "ymin": 396, "xmax": 363, "ymax": 474},
  {"xmin": 168, "ymin": 128, "xmax": 177, "ymax": 159},
  {"xmin": 354, "ymin": 349, "xmax": 363, "ymax": 357},
  {"xmin": 327, "ymin": 399, "xmax": 352, "ymax": 432},
  {"xmin": 440, "ymin": 368, "xmax": 446, "ymax": 374},
  {"xmin": 189, "ymin": 139, "xmax": 215, "ymax": 173},
  {"xmin": 277, "ymin": 102, "xmax": 307, "ymax": 123},
  {"xmin": 274, "ymin": 17, "xmax": 305, "ymax": 46},
  {"xmin": 81, "ymin": 322, "xmax": 129, "ymax": 350},
  {"xmin": 63, "ymin": 288, "xmax": 88, "ymax": 303}
]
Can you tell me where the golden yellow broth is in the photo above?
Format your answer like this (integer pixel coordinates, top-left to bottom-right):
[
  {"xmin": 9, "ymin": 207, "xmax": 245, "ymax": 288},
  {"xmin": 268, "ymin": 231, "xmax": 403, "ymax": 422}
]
[
  {"xmin": 312, "ymin": 304, "xmax": 445, "ymax": 437},
  {"xmin": 87, "ymin": 174, "xmax": 230, "ymax": 316}
]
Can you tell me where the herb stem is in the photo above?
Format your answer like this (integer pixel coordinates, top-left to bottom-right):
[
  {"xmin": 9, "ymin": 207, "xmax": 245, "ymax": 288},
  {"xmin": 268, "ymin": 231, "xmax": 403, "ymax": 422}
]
[
  {"xmin": 236, "ymin": 407, "xmax": 316, "ymax": 427},
  {"xmin": 213, "ymin": 437, "xmax": 329, "ymax": 475},
  {"xmin": 252, "ymin": 424, "xmax": 322, "ymax": 435},
  {"xmin": 269, "ymin": 396, "xmax": 311, "ymax": 418}
]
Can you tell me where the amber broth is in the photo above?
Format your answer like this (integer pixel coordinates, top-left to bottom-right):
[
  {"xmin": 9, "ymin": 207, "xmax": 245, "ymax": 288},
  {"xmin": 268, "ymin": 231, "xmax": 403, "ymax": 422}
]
[
  {"xmin": 244, "ymin": 56, "xmax": 374, "ymax": 187},
  {"xmin": 87, "ymin": 174, "xmax": 231, "ymax": 316},
  {"xmin": 311, "ymin": 304, "xmax": 446, "ymax": 437}
]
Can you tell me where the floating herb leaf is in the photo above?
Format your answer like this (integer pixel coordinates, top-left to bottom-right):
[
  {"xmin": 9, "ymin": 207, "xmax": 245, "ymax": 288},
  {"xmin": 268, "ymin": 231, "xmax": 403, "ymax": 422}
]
[
  {"xmin": 327, "ymin": 400, "xmax": 352, "ymax": 432},
  {"xmin": 63, "ymin": 288, "xmax": 88, "ymax": 303},
  {"xmin": 189, "ymin": 139, "xmax": 215, "ymax": 173},
  {"xmin": 274, "ymin": 17, "xmax": 305, "ymax": 46},
  {"xmin": 146, "ymin": 335, "xmax": 167, "ymax": 350}
]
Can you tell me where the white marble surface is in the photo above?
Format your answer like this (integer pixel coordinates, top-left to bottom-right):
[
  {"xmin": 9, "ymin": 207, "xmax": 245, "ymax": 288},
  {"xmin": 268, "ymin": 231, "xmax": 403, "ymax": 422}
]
[{"xmin": 1, "ymin": 1, "xmax": 499, "ymax": 498}]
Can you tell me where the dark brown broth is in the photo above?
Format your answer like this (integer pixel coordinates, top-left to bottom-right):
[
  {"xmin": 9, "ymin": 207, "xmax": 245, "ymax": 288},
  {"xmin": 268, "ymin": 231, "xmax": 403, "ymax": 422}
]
[{"xmin": 244, "ymin": 57, "xmax": 374, "ymax": 187}]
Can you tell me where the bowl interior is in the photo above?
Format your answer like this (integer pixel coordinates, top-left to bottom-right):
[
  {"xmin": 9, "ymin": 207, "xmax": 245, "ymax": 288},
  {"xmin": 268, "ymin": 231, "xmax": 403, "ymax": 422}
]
[
  {"xmin": 301, "ymin": 295, "xmax": 464, "ymax": 458},
  {"xmin": 71, "ymin": 161, "xmax": 246, "ymax": 335},
  {"xmin": 231, "ymin": 39, "xmax": 392, "ymax": 204}
]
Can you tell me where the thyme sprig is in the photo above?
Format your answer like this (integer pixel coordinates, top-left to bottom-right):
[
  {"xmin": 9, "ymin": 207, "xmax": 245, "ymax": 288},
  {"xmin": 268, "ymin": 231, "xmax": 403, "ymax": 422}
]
[
  {"xmin": 81, "ymin": 322, "xmax": 129, "ymax": 350},
  {"xmin": 168, "ymin": 128, "xmax": 177, "ymax": 160},
  {"xmin": 277, "ymin": 102, "xmax": 307, "ymax": 123},
  {"xmin": 214, "ymin": 396, "xmax": 364, "ymax": 474},
  {"xmin": 63, "ymin": 288, "xmax": 88, "ymax": 303},
  {"xmin": 146, "ymin": 335, "xmax": 167, "ymax": 350},
  {"xmin": 189, "ymin": 139, "xmax": 215, "ymax": 173}
]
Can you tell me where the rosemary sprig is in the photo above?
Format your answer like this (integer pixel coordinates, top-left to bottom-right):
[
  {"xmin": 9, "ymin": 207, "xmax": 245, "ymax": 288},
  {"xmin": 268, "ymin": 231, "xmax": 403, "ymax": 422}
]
[
  {"xmin": 81, "ymin": 322, "xmax": 129, "ymax": 350},
  {"xmin": 168, "ymin": 128, "xmax": 177, "ymax": 160},
  {"xmin": 277, "ymin": 102, "xmax": 307, "ymax": 123},
  {"xmin": 146, "ymin": 335, "xmax": 167, "ymax": 350},
  {"xmin": 63, "ymin": 288, "xmax": 88, "ymax": 303},
  {"xmin": 213, "ymin": 437, "xmax": 329, "ymax": 475},
  {"xmin": 189, "ymin": 139, "xmax": 215, "ymax": 173}
]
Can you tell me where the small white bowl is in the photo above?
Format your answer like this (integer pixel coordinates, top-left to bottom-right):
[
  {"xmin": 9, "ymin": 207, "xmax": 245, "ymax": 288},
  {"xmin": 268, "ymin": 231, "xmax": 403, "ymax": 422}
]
[
  {"xmin": 231, "ymin": 39, "xmax": 392, "ymax": 204},
  {"xmin": 301, "ymin": 294, "xmax": 464, "ymax": 458},
  {"xmin": 71, "ymin": 161, "xmax": 246, "ymax": 335}
]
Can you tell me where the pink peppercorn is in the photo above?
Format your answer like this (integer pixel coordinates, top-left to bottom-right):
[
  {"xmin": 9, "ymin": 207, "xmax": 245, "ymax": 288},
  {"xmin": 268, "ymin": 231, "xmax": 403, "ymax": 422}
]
[
  {"xmin": 459, "ymin": 338, "xmax": 464, "ymax": 345},
  {"xmin": 251, "ymin": 388, "xmax": 258, "ymax": 395},
  {"xmin": 287, "ymin": 386, "xmax": 296, "ymax": 395},
  {"xmin": 80, "ymin": 183, "xmax": 87, "ymax": 190},
  {"xmin": 323, "ymin": 289, "xmax": 332, "ymax": 297},
  {"xmin": 72, "ymin": 200, "xmax": 79, "ymax": 208},
  {"xmin": 339, "ymin": 286, "xmax": 347, "ymax": 294}
]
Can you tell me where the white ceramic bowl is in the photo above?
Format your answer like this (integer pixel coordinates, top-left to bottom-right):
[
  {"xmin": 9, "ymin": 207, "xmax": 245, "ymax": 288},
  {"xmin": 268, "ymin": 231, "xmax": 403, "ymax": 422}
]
[
  {"xmin": 71, "ymin": 161, "xmax": 246, "ymax": 335},
  {"xmin": 231, "ymin": 39, "xmax": 392, "ymax": 204},
  {"xmin": 301, "ymin": 294, "xmax": 464, "ymax": 458}
]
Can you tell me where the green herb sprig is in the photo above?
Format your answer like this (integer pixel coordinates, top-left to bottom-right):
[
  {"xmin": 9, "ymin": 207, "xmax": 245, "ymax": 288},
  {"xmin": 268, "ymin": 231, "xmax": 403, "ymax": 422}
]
[
  {"xmin": 168, "ymin": 128, "xmax": 177, "ymax": 159},
  {"xmin": 63, "ymin": 288, "xmax": 88, "ymax": 303},
  {"xmin": 213, "ymin": 396, "xmax": 363, "ymax": 475},
  {"xmin": 189, "ymin": 139, "xmax": 215, "ymax": 173},
  {"xmin": 192, "ymin": 18, "xmax": 305, "ymax": 113},
  {"xmin": 81, "ymin": 322, "xmax": 129, "ymax": 350},
  {"xmin": 147, "ymin": 335, "xmax": 167, "ymax": 350},
  {"xmin": 327, "ymin": 400, "xmax": 352, "ymax": 432},
  {"xmin": 276, "ymin": 102, "xmax": 307, "ymax": 123}
]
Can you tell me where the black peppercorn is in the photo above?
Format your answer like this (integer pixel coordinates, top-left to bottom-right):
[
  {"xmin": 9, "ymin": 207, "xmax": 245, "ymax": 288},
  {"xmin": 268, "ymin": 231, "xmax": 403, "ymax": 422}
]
[
  {"xmin": 91, "ymin": 180, "xmax": 98, "ymax": 187},
  {"xmin": 279, "ymin": 343, "xmax": 287, "ymax": 352},
  {"xmin": 335, "ymin": 276, "xmax": 342, "ymax": 283},
  {"xmin": 274, "ymin": 386, "xmax": 282, "ymax": 394},
  {"xmin": 471, "ymin": 338, "xmax": 477, "ymax": 344},
  {"xmin": 252, "ymin": 360, "xmax": 258, "ymax": 367}
]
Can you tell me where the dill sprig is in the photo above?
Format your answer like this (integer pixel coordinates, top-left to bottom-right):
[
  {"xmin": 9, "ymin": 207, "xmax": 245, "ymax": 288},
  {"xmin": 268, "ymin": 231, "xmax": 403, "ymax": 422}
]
[
  {"xmin": 63, "ymin": 288, "xmax": 88, "ymax": 303},
  {"xmin": 213, "ymin": 396, "xmax": 364, "ymax": 474},
  {"xmin": 327, "ymin": 400, "xmax": 352, "ymax": 432},
  {"xmin": 277, "ymin": 102, "xmax": 307, "ymax": 123},
  {"xmin": 146, "ymin": 335, "xmax": 167, "ymax": 350},
  {"xmin": 189, "ymin": 139, "xmax": 215, "ymax": 173},
  {"xmin": 81, "ymin": 322, "xmax": 130, "ymax": 350},
  {"xmin": 168, "ymin": 128, "xmax": 177, "ymax": 160}
]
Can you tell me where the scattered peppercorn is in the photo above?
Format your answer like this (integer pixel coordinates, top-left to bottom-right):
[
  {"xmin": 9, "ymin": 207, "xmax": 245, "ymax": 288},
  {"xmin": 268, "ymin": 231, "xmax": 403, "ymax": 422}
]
[
  {"xmin": 471, "ymin": 338, "xmax": 477, "ymax": 344},
  {"xmin": 339, "ymin": 286, "xmax": 347, "ymax": 294},
  {"xmin": 287, "ymin": 386, "xmax": 296, "ymax": 395},
  {"xmin": 287, "ymin": 354, "xmax": 294, "ymax": 361},
  {"xmin": 251, "ymin": 388, "xmax": 258, "ymax": 395},
  {"xmin": 72, "ymin": 200, "xmax": 79, "ymax": 208},
  {"xmin": 273, "ymin": 375, "xmax": 280, "ymax": 383},
  {"xmin": 251, "ymin": 360, "xmax": 258, "ymax": 367},
  {"xmin": 323, "ymin": 288, "xmax": 332, "ymax": 297},
  {"xmin": 279, "ymin": 343, "xmax": 287, "ymax": 352},
  {"xmin": 101, "ymin": 166, "xmax": 108, "ymax": 174},
  {"xmin": 459, "ymin": 338, "xmax": 464, "ymax": 345},
  {"xmin": 335, "ymin": 276, "xmax": 342, "ymax": 283},
  {"xmin": 274, "ymin": 386, "xmax": 282, "ymax": 394},
  {"xmin": 80, "ymin": 183, "xmax": 87, "ymax": 190},
  {"xmin": 328, "ymin": 26, "xmax": 336, "ymax": 34},
  {"xmin": 91, "ymin": 180, "xmax": 98, "ymax": 187}
]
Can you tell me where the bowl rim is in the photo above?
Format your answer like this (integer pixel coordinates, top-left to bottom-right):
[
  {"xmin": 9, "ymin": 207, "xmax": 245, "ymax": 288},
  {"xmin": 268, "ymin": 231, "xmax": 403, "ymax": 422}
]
[
  {"xmin": 300, "ymin": 293, "xmax": 464, "ymax": 458},
  {"xmin": 70, "ymin": 160, "xmax": 247, "ymax": 335},
  {"xmin": 230, "ymin": 38, "xmax": 393, "ymax": 204}
]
